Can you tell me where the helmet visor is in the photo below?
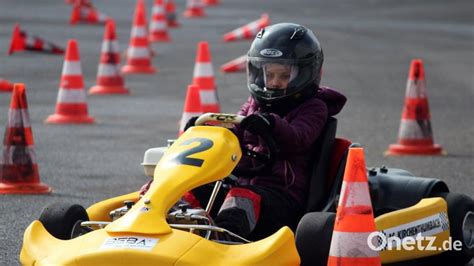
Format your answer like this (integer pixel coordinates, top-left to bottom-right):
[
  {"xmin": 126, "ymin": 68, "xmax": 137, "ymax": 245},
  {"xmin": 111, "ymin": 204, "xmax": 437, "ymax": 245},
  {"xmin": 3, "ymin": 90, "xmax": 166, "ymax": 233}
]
[{"xmin": 248, "ymin": 58, "xmax": 299, "ymax": 99}]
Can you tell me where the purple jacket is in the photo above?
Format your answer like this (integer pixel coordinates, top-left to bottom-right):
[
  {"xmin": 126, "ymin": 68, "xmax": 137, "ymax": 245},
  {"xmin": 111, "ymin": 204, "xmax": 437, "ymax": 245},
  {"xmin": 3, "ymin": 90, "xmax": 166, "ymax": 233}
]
[{"xmin": 236, "ymin": 87, "xmax": 346, "ymax": 207}]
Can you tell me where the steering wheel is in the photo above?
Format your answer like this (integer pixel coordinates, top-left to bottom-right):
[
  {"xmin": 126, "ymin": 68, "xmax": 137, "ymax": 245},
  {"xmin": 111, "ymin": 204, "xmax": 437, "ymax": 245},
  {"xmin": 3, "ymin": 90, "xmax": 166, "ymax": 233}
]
[{"xmin": 195, "ymin": 113, "xmax": 278, "ymax": 177}]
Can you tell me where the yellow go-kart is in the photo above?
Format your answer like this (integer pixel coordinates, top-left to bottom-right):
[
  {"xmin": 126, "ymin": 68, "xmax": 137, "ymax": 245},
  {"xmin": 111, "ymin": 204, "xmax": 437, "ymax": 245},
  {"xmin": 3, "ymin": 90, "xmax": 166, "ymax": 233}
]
[{"xmin": 20, "ymin": 113, "xmax": 473, "ymax": 265}]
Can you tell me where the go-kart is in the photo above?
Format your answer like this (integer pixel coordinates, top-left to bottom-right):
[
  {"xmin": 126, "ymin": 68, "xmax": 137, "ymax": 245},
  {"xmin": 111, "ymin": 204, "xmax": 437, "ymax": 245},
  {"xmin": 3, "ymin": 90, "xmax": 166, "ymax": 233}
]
[{"xmin": 20, "ymin": 113, "xmax": 473, "ymax": 266}]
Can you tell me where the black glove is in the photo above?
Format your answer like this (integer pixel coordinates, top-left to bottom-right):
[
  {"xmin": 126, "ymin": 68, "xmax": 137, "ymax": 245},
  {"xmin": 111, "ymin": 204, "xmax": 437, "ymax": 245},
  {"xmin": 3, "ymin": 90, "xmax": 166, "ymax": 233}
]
[
  {"xmin": 184, "ymin": 116, "xmax": 198, "ymax": 131},
  {"xmin": 240, "ymin": 113, "xmax": 275, "ymax": 136}
]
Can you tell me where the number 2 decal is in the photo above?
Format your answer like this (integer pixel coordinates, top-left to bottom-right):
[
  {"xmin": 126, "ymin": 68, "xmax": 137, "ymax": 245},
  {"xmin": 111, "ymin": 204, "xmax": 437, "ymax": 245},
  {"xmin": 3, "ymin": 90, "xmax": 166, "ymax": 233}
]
[{"xmin": 172, "ymin": 138, "xmax": 213, "ymax": 167}]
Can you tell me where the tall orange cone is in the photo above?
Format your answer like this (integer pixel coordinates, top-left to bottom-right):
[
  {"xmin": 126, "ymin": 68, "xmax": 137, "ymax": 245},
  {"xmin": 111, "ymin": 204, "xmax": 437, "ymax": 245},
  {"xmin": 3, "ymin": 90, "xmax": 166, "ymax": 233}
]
[
  {"xmin": 70, "ymin": 2, "xmax": 110, "ymax": 25},
  {"xmin": 165, "ymin": 0, "xmax": 180, "ymax": 27},
  {"xmin": 45, "ymin": 39, "xmax": 95, "ymax": 124},
  {"xmin": 327, "ymin": 147, "xmax": 381, "ymax": 266},
  {"xmin": 8, "ymin": 24, "xmax": 64, "ymax": 55},
  {"xmin": 0, "ymin": 84, "xmax": 51, "ymax": 194},
  {"xmin": 192, "ymin": 41, "xmax": 220, "ymax": 113},
  {"xmin": 221, "ymin": 55, "xmax": 247, "ymax": 73},
  {"xmin": 0, "ymin": 78, "xmax": 14, "ymax": 92},
  {"xmin": 122, "ymin": 0, "xmax": 157, "ymax": 74},
  {"xmin": 203, "ymin": 0, "xmax": 219, "ymax": 6},
  {"xmin": 183, "ymin": 0, "xmax": 206, "ymax": 18},
  {"xmin": 149, "ymin": 0, "xmax": 171, "ymax": 42},
  {"xmin": 385, "ymin": 59, "xmax": 444, "ymax": 156},
  {"xmin": 223, "ymin": 13, "xmax": 270, "ymax": 42},
  {"xmin": 89, "ymin": 20, "xmax": 129, "ymax": 95},
  {"xmin": 179, "ymin": 84, "xmax": 203, "ymax": 136}
]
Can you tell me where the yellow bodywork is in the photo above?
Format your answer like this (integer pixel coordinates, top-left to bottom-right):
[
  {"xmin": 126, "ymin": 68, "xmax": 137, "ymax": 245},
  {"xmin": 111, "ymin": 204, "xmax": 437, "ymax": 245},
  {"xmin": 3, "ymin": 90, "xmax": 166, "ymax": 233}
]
[
  {"xmin": 376, "ymin": 197, "xmax": 450, "ymax": 263},
  {"xmin": 20, "ymin": 126, "xmax": 301, "ymax": 265}
]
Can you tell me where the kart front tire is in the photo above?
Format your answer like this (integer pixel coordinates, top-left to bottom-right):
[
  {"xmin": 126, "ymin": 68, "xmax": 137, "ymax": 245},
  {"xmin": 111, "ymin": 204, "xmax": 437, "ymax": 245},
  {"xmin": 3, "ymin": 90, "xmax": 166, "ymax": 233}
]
[
  {"xmin": 417, "ymin": 192, "xmax": 474, "ymax": 266},
  {"xmin": 295, "ymin": 212, "xmax": 335, "ymax": 266},
  {"xmin": 39, "ymin": 202, "xmax": 89, "ymax": 240}
]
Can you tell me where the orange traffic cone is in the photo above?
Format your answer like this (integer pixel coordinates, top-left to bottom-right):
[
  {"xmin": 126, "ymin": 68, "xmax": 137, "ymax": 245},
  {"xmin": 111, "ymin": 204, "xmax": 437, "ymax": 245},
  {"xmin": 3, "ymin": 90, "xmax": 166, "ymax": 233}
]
[
  {"xmin": 165, "ymin": 0, "xmax": 180, "ymax": 27},
  {"xmin": 183, "ymin": 0, "xmax": 206, "ymax": 18},
  {"xmin": 70, "ymin": 2, "xmax": 110, "ymax": 25},
  {"xmin": 0, "ymin": 84, "xmax": 52, "ymax": 194},
  {"xmin": 179, "ymin": 84, "xmax": 203, "ymax": 136},
  {"xmin": 385, "ymin": 59, "xmax": 444, "ymax": 156},
  {"xmin": 203, "ymin": 0, "xmax": 219, "ymax": 6},
  {"xmin": 327, "ymin": 147, "xmax": 381, "ymax": 266},
  {"xmin": 8, "ymin": 24, "xmax": 64, "ymax": 55},
  {"xmin": 223, "ymin": 13, "xmax": 270, "ymax": 42},
  {"xmin": 149, "ymin": 0, "xmax": 172, "ymax": 42},
  {"xmin": 45, "ymin": 40, "xmax": 95, "ymax": 124},
  {"xmin": 121, "ymin": 0, "xmax": 157, "ymax": 74},
  {"xmin": 0, "ymin": 78, "xmax": 14, "ymax": 92},
  {"xmin": 89, "ymin": 20, "xmax": 129, "ymax": 95},
  {"xmin": 221, "ymin": 55, "xmax": 247, "ymax": 73},
  {"xmin": 192, "ymin": 41, "xmax": 220, "ymax": 113}
]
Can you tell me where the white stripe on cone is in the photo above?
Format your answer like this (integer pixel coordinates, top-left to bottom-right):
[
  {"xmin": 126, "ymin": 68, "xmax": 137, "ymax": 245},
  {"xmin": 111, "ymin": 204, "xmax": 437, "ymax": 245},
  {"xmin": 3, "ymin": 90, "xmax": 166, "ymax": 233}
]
[
  {"xmin": 97, "ymin": 63, "xmax": 120, "ymax": 77},
  {"xmin": 131, "ymin": 26, "xmax": 147, "ymax": 37},
  {"xmin": 199, "ymin": 90, "xmax": 218, "ymax": 105},
  {"xmin": 7, "ymin": 109, "xmax": 31, "ymax": 128},
  {"xmin": 57, "ymin": 89, "xmax": 87, "ymax": 103},
  {"xmin": 398, "ymin": 119, "xmax": 432, "ymax": 140},
  {"xmin": 329, "ymin": 231, "xmax": 380, "ymax": 258},
  {"xmin": 128, "ymin": 47, "xmax": 150, "ymax": 58},
  {"xmin": 405, "ymin": 79, "xmax": 427, "ymax": 98},
  {"xmin": 62, "ymin": 61, "xmax": 82, "ymax": 75},
  {"xmin": 101, "ymin": 40, "xmax": 119, "ymax": 53},
  {"xmin": 1, "ymin": 146, "xmax": 37, "ymax": 164},
  {"xmin": 152, "ymin": 6, "xmax": 165, "ymax": 13},
  {"xmin": 193, "ymin": 63, "xmax": 214, "ymax": 77},
  {"xmin": 180, "ymin": 112, "xmax": 203, "ymax": 132},
  {"xmin": 150, "ymin": 21, "xmax": 167, "ymax": 31},
  {"xmin": 25, "ymin": 37, "xmax": 36, "ymax": 47},
  {"xmin": 338, "ymin": 181, "xmax": 372, "ymax": 207}
]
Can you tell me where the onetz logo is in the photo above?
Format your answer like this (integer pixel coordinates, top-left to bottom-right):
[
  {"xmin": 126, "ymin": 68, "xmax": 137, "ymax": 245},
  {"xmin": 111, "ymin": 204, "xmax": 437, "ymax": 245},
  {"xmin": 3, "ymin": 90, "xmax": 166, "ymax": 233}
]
[{"xmin": 260, "ymin": 48, "xmax": 283, "ymax": 57}]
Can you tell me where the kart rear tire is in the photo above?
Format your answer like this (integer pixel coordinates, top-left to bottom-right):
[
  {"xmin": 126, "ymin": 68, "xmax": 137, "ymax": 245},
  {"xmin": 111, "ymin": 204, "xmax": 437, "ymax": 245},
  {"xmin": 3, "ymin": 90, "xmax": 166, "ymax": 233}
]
[
  {"xmin": 416, "ymin": 192, "xmax": 474, "ymax": 266},
  {"xmin": 295, "ymin": 212, "xmax": 335, "ymax": 266},
  {"xmin": 39, "ymin": 202, "xmax": 89, "ymax": 240}
]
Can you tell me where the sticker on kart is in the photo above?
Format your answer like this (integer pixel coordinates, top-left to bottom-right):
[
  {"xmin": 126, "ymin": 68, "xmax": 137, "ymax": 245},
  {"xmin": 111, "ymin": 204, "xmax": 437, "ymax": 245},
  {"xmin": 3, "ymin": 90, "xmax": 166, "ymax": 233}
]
[{"xmin": 101, "ymin": 236, "xmax": 159, "ymax": 251}]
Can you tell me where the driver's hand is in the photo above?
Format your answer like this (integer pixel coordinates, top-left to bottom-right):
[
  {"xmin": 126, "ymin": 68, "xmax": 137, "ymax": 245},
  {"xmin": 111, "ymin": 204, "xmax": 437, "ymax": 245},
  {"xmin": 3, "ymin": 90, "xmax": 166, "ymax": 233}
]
[
  {"xmin": 184, "ymin": 116, "xmax": 198, "ymax": 131},
  {"xmin": 240, "ymin": 113, "xmax": 275, "ymax": 135}
]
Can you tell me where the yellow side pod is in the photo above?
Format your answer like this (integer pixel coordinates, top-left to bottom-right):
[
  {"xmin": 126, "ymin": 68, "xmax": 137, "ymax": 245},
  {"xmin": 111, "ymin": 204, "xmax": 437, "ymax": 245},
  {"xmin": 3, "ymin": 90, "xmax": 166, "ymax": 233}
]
[{"xmin": 376, "ymin": 197, "xmax": 450, "ymax": 263}]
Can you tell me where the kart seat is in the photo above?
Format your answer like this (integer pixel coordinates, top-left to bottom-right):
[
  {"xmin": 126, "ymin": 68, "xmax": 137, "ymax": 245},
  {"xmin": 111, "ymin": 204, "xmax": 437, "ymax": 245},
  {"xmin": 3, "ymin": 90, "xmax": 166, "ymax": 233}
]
[{"xmin": 305, "ymin": 117, "xmax": 352, "ymax": 213}]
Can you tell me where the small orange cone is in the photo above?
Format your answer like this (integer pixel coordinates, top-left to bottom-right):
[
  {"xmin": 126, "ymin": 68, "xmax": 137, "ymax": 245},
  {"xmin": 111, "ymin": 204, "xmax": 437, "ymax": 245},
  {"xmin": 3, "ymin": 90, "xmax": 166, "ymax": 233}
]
[
  {"xmin": 179, "ymin": 84, "xmax": 203, "ymax": 136},
  {"xmin": 45, "ymin": 39, "xmax": 95, "ymax": 124},
  {"xmin": 0, "ymin": 78, "xmax": 14, "ymax": 92},
  {"xmin": 8, "ymin": 24, "xmax": 64, "ymax": 55},
  {"xmin": 223, "ymin": 13, "xmax": 270, "ymax": 42},
  {"xmin": 385, "ymin": 59, "xmax": 444, "ymax": 156},
  {"xmin": 89, "ymin": 20, "xmax": 129, "ymax": 95},
  {"xmin": 70, "ymin": 2, "xmax": 110, "ymax": 25},
  {"xmin": 0, "ymin": 84, "xmax": 52, "ymax": 194},
  {"xmin": 221, "ymin": 55, "xmax": 247, "ymax": 73},
  {"xmin": 122, "ymin": 0, "xmax": 158, "ymax": 74},
  {"xmin": 149, "ymin": 0, "xmax": 172, "ymax": 42},
  {"xmin": 165, "ymin": 0, "xmax": 180, "ymax": 27},
  {"xmin": 183, "ymin": 0, "xmax": 206, "ymax": 18},
  {"xmin": 327, "ymin": 147, "xmax": 381, "ymax": 266},
  {"xmin": 192, "ymin": 41, "xmax": 220, "ymax": 113},
  {"xmin": 203, "ymin": 0, "xmax": 219, "ymax": 6}
]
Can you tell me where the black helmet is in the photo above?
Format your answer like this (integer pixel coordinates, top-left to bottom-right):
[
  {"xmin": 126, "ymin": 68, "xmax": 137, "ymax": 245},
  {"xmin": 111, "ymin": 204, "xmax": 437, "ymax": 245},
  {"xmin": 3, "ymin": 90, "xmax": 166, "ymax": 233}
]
[{"xmin": 247, "ymin": 23, "xmax": 323, "ymax": 111}]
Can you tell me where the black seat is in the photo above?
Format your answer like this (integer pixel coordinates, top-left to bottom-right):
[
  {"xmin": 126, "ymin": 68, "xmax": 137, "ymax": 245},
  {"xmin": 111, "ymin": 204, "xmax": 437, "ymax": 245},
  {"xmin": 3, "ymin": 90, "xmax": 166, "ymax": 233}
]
[{"xmin": 305, "ymin": 117, "xmax": 338, "ymax": 212}]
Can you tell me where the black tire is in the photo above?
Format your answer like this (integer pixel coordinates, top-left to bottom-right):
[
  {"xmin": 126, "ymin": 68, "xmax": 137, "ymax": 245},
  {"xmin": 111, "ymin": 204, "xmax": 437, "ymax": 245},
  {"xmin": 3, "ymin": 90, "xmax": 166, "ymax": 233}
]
[
  {"xmin": 39, "ymin": 202, "xmax": 89, "ymax": 240},
  {"xmin": 295, "ymin": 212, "xmax": 335, "ymax": 266},
  {"xmin": 416, "ymin": 193, "xmax": 474, "ymax": 265}
]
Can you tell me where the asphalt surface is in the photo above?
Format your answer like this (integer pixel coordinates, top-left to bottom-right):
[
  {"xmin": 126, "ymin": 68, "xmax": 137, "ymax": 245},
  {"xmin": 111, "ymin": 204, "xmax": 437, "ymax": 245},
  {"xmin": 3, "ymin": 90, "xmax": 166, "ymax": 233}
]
[{"xmin": 0, "ymin": 0, "xmax": 473, "ymax": 265}]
